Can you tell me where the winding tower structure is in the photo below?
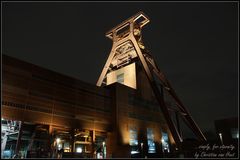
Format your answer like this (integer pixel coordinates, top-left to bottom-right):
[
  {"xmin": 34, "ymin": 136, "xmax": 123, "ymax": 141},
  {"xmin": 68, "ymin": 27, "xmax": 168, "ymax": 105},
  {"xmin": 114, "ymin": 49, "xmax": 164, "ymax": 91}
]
[{"xmin": 97, "ymin": 11, "xmax": 206, "ymax": 146}]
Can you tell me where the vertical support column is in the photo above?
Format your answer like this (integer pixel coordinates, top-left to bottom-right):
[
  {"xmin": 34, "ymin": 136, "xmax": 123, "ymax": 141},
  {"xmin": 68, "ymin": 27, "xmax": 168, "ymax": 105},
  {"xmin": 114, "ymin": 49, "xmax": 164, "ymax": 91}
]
[
  {"xmin": 138, "ymin": 128, "xmax": 148, "ymax": 158},
  {"xmin": 70, "ymin": 129, "xmax": 75, "ymax": 157},
  {"xmin": 49, "ymin": 125, "xmax": 53, "ymax": 135},
  {"xmin": 92, "ymin": 128, "xmax": 97, "ymax": 158},
  {"xmin": 91, "ymin": 130, "xmax": 96, "ymax": 158},
  {"xmin": 93, "ymin": 130, "xmax": 96, "ymax": 143},
  {"xmin": 143, "ymin": 130, "xmax": 148, "ymax": 158},
  {"xmin": 15, "ymin": 121, "xmax": 23, "ymax": 157},
  {"xmin": 48, "ymin": 125, "xmax": 53, "ymax": 158},
  {"xmin": 106, "ymin": 132, "xmax": 114, "ymax": 158}
]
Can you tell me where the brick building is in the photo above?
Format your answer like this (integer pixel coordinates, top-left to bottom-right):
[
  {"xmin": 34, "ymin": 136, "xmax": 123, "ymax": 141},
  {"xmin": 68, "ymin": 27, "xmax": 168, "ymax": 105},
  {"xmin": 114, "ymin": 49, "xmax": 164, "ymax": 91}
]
[{"xmin": 2, "ymin": 55, "xmax": 175, "ymax": 158}]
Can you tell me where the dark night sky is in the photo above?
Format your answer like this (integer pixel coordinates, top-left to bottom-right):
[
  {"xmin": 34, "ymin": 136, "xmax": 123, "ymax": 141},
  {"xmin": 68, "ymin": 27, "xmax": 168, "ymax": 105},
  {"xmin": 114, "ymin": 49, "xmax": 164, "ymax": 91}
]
[{"xmin": 2, "ymin": 2, "xmax": 238, "ymax": 137}]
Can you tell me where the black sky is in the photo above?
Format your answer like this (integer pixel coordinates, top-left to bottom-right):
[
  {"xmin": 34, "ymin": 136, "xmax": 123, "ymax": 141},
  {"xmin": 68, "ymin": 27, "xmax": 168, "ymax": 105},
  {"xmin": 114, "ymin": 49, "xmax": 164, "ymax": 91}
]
[{"xmin": 2, "ymin": 2, "xmax": 238, "ymax": 136}]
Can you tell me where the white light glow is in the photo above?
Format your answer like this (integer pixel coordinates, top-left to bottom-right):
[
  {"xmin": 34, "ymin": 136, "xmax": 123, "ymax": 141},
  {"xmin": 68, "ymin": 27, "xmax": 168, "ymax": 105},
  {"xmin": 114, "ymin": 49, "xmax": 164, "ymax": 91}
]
[
  {"xmin": 76, "ymin": 147, "xmax": 82, "ymax": 153},
  {"xmin": 56, "ymin": 138, "xmax": 60, "ymax": 144},
  {"xmin": 131, "ymin": 151, "xmax": 139, "ymax": 154},
  {"xmin": 161, "ymin": 139, "xmax": 165, "ymax": 143},
  {"xmin": 219, "ymin": 133, "xmax": 223, "ymax": 140},
  {"xmin": 219, "ymin": 133, "xmax": 223, "ymax": 144}
]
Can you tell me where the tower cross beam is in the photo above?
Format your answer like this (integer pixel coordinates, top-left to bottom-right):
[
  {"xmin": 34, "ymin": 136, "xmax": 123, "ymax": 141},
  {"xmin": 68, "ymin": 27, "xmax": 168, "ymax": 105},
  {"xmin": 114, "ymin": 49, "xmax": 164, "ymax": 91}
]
[{"xmin": 105, "ymin": 11, "xmax": 150, "ymax": 40}]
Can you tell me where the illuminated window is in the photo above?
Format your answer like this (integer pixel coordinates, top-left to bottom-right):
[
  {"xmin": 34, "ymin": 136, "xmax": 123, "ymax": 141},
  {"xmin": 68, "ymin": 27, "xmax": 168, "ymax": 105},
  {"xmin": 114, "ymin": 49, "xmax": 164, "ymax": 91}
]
[
  {"xmin": 129, "ymin": 127, "xmax": 139, "ymax": 154},
  {"xmin": 231, "ymin": 128, "xmax": 239, "ymax": 139},
  {"xmin": 147, "ymin": 128, "xmax": 156, "ymax": 153},
  {"xmin": 76, "ymin": 147, "xmax": 82, "ymax": 153},
  {"xmin": 161, "ymin": 132, "xmax": 170, "ymax": 153},
  {"xmin": 117, "ymin": 73, "xmax": 124, "ymax": 84},
  {"xmin": 95, "ymin": 136, "xmax": 106, "ymax": 158}
]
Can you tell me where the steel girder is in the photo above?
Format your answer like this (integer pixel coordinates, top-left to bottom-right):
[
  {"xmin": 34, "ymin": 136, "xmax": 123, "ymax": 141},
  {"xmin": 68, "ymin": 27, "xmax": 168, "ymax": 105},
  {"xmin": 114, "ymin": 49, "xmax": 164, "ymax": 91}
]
[{"xmin": 96, "ymin": 12, "xmax": 206, "ymax": 145}]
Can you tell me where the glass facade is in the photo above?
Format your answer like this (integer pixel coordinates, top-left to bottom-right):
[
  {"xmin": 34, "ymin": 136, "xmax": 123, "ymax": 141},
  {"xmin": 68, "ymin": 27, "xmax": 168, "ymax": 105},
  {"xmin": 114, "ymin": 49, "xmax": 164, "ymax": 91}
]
[
  {"xmin": 231, "ymin": 128, "xmax": 239, "ymax": 139},
  {"xmin": 129, "ymin": 127, "xmax": 139, "ymax": 154},
  {"xmin": 147, "ymin": 128, "xmax": 156, "ymax": 153},
  {"xmin": 161, "ymin": 132, "xmax": 170, "ymax": 153}
]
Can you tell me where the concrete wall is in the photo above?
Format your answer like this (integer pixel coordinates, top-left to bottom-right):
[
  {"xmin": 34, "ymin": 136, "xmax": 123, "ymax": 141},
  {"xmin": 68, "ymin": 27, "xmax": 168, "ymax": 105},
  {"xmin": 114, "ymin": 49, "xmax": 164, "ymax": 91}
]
[{"xmin": 106, "ymin": 63, "xmax": 136, "ymax": 89}]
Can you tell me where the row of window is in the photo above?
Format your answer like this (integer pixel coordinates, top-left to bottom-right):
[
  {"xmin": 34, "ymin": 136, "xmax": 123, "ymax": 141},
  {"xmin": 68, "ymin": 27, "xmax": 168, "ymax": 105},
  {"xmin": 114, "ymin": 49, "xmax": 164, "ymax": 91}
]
[
  {"xmin": 129, "ymin": 127, "xmax": 170, "ymax": 154},
  {"xmin": 2, "ymin": 101, "xmax": 74, "ymax": 118}
]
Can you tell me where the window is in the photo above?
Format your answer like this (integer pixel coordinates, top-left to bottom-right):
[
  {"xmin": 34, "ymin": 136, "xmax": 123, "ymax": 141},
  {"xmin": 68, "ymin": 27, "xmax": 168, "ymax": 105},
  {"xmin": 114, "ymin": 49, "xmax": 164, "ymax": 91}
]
[
  {"xmin": 117, "ymin": 73, "xmax": 124, "ymax": 84},
  {"xmin": 161, "ymin": 132, "xmax": 170, "ymax": 153},
  {"xmin": 231, "ymin": 128, "xmax": 239, "ymax": 139},
  {"xmin": 147, "ymin": 128, "xmax": 156, "ymax": 153},
  {"xmin": 129, "ymin": 127, "xmax": 139, "ymax": 154},
  {"xmin": 95, "ymin": 136, "xmax": 107, "ymax": 158}
]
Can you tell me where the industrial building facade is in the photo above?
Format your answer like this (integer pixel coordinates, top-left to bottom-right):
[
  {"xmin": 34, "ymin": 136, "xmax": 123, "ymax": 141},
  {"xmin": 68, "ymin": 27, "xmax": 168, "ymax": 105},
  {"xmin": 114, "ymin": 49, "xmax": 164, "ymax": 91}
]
[
  {"xmin": 1, "ymin": 55, "xmax": 174, "ymax": 158},
  {"xmin": 2, "ymin": 12, "xmax": 206, "ymax": 158}
]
